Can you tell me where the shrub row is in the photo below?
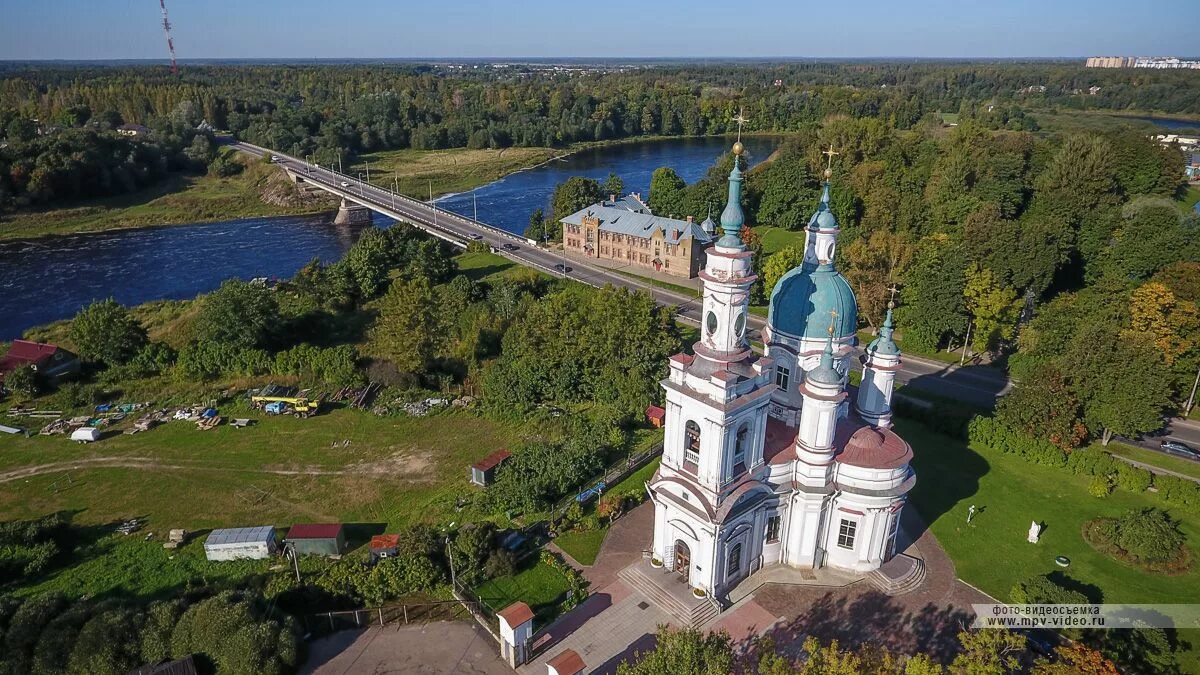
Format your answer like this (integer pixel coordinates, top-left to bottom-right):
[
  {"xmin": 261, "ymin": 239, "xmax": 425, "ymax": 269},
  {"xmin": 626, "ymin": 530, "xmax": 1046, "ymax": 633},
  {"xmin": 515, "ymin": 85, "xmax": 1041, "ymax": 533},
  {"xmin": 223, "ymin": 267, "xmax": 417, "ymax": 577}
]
[
  {"xmin": 175, "ymin": 342, "xmax": 361, "ymax": 386},
  {"xmin": 968, "ymin": 417, "xmax": 1200, "ymax": 507},
  {"xmin": 893, "ymin": 395, "xmax": 974, "ymax": 439}
]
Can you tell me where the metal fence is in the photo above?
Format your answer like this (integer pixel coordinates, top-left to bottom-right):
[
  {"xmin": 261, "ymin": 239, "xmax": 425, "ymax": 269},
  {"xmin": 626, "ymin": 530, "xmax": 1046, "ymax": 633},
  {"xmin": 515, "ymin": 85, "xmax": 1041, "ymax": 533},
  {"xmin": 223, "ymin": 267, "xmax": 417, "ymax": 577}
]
[
  {"xmin": 302, "ymin": 598, "xmax": 474, "ymax": 635},
  {"xmin": 548, "ymin": 442, "xmax": 663, "ymax": 525}
]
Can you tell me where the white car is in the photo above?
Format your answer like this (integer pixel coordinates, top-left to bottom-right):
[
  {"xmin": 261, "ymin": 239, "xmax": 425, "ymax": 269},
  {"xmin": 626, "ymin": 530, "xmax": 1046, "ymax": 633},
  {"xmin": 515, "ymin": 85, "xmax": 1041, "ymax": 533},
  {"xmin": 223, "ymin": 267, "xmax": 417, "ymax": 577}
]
[
  {"xmin": 468, "ymin": 233, "xmax": 484, "ymax": 241},
  {"xmin": 340, "ymin": 181, "xmax": 350, "ymax": 188}
]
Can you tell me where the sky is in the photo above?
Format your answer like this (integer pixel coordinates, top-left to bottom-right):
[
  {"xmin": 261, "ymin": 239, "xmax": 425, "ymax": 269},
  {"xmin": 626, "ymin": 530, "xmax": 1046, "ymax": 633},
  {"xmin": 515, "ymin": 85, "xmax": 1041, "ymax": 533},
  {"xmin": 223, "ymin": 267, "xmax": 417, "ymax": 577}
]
[{"xmin": 0, "ymin": 0, "xmax": 1194, "ymax": 61}]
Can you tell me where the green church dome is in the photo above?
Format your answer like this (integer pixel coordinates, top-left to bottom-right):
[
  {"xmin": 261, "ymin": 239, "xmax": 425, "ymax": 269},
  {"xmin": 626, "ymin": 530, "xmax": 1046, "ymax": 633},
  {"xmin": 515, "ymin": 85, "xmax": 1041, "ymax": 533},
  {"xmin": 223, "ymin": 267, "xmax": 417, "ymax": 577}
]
[{"xmin": 768, "ymin": 262, "xmax": 858, "ymax": 340}]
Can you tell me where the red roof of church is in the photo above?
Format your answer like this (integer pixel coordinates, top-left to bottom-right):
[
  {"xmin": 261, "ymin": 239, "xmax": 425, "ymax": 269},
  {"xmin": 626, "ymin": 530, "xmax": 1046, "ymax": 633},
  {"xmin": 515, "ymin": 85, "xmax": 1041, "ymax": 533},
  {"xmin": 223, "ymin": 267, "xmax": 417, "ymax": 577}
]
[
  {"xmin": 835, "ymin": 420, "xmax": 912, "ymax": 470},
  {"xmin": 547, "ymin": 648, "xmax": 586, "ymax": 675},
  {"xmin": 497, "ymin": 601, "xmax": 534, "ymax": 627},
  {"xmin": 763, "ymin": 417, "xmax": 798, "ymax": 465},
  {"xmin": 286, "ymin": 523, "xmax": 343, "ymax": 539},
  {"xmin": 472, "ymin": 449, "xmax": 512, "ymax": 472}
]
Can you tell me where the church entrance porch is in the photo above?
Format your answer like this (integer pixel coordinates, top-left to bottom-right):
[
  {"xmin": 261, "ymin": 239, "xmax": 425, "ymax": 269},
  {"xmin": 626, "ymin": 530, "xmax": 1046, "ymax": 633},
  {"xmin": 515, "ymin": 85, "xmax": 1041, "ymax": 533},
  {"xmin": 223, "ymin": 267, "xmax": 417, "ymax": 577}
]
[{"xmin": 673, "ymin": 540, "xmax": 691, "ymax": 582}]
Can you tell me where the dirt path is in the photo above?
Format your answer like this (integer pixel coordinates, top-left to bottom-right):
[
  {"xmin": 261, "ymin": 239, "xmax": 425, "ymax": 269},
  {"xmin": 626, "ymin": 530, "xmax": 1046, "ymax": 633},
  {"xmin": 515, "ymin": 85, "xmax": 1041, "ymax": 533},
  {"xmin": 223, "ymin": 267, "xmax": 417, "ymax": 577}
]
[{"xmin": 0, "ymin": 456, "xmax": 404, "ymax": 484}]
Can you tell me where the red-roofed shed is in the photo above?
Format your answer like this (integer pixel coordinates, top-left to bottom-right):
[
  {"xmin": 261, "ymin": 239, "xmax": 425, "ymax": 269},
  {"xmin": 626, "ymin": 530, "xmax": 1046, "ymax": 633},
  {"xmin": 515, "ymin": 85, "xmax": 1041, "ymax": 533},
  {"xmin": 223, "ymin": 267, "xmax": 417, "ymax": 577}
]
[
  {"xmin": 470, "ymin": 449, "xmax": 512, "ymax": 486},
  {"xmin": 369, "ymin": 534, "xmax": 399, "ymax": 560},
  {"xmin": 645, "ymin": 404, "xmax": 666, "ymax": 428},
  {"xmin": 546, "ymin": 648, "xmax": 586, "ymax": 675},
  {"xmin": 285, "ymin": 523, "xmax": 346, "ymax": 557}
]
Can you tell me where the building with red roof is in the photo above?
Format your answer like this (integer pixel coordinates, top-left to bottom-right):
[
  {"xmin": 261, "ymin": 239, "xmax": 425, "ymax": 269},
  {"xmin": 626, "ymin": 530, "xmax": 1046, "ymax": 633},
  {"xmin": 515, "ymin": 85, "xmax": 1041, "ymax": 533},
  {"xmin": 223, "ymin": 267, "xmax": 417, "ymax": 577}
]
[
  {"xmin": 0, "ymin": 340, "xmax": 80, "ymax": 383},
  {"xmin": 285, "ymin": 523, "xmax": 346, "ymax": 557},
  {"xmin": 469, "ymin": 449, "xmax": 511, "ymax": 486}
]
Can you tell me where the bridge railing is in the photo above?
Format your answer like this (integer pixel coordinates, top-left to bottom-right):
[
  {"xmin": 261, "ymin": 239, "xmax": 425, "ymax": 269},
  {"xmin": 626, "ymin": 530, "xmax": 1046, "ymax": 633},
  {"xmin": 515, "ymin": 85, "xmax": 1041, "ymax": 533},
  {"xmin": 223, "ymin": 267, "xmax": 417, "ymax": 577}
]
[{"xmin": 243, "ymin": 140, "xmax": 533, "ymax": 247}]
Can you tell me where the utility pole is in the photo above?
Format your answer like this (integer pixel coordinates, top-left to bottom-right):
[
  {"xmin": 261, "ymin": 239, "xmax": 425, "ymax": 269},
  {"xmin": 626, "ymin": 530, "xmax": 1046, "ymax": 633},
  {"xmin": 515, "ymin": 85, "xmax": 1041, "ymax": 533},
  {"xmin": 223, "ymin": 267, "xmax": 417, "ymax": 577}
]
[
  {"xmin": 287, "ymin": 543, "xmax": 301, "ymax": 583},
  {"xmin": 960, "ymin": 321, "xmax": 973, "ymax": 367},
  {"xmin": 1186, "ymin": 364, "xmax": 1200, "ymax": 416},
  {"xmin": 430, "ymin": 180, "xmax": 437, "ymax": 227},
  {"xmin": 338, "ymin": 152, "xmax": 343, "ymax": 175},
  {"xmin": 358, "ymin": 173, "xmax": 364, "ymax": 196},
  {"xmin": 445, "ymin": 536, "xmax": 457, "ymax": 591},
  {"xmin": 365, "ymin": 161, "xmax": 370, "ymax": 186},
  {"xmin": 473, "ymin": 191, "xmax": 478, "ymax": 222}
]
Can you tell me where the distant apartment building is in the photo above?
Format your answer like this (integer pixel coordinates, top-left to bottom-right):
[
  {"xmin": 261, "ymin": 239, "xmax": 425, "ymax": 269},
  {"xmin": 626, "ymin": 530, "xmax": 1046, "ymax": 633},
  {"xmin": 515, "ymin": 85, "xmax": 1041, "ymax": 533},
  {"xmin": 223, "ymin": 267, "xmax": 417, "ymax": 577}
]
[
  {"xmin": 1086, "ymin": 56, "xmax": 1135, "ymax": 68},
  {"xmin": 1087, "ymin": 56, "xmax": 1200, "ymax": 69},
  {"xmin": 560, "ymin": 193, "xmax": 715, "ymax": 278}
]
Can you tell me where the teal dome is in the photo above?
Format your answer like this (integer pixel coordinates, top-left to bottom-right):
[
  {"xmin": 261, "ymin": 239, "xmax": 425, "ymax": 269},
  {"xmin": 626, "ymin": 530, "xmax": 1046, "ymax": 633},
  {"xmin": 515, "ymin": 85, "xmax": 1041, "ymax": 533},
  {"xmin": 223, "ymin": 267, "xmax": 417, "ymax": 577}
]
[
  {"xmin": 768, "ymin": 262, "xmax": 858, "ymax": 339},
  {"xmin": 867, "ymin": 307, "xmax": 900, "ymax": 356}
]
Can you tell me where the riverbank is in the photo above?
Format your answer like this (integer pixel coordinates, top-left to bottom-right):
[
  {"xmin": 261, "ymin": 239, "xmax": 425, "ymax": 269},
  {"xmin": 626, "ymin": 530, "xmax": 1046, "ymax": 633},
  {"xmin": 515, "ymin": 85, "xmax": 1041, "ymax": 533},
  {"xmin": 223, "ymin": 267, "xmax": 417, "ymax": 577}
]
[{"xmin": 0, "ymin": 150, "xmax": 336, "ymax": 243}]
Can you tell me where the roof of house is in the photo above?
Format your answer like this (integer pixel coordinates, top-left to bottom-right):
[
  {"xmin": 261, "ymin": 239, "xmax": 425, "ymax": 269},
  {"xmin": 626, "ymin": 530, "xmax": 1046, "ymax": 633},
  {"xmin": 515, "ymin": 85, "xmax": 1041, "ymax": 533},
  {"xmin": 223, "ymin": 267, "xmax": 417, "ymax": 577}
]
[
  {"xmin": 370, "ymin": 534, "xmax": 400, "ymax": 550},
  {"xmin": 561, "ymin": 204, "xmax": 713, "ymax": 246},
  {"xmin": 835, "ymin": 418, "xmax": 913, "ymax": 470},
  {"xmin": 286, "ymin": 523, "xmax": 344, "ymax": 539},
  {"xmin": 645, "ymin": 404, "xmax": 666, "ymax": 419},
  {"xmin": 607, "ymin": 193, "xmax": 651, "ymax": 214},
  {"xmin": 472, "ymin": 449, "xmax": 512, "ymax": 472},
  {"xmin": 205, "ymin": 526, "xmax": 275, "ymax": 546},
  {"xmin": 497, "ymin": 601, "xmax": 534, "ymax": 627},
  {"xmin": 546, "ymin": 648, "xmax": 587, "ymax": 675},
  {"xmin": 0, "ymin": 340, "xmax": 65, "ymax": 372}
]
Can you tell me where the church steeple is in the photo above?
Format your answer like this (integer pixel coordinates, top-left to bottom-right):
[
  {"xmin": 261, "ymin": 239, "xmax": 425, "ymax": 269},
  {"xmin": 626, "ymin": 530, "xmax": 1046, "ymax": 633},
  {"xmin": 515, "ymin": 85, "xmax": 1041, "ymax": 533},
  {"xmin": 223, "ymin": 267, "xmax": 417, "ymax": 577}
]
[
  {"xmin": 716, "ymin": 110, "xmax": 750, "ymax": 251},
  {"xmin": 857, "ymin": 290, "xmax": 902, "ymax": 427},
  {"xmin": 797, "ymin": 315, "xmax": 847, "ymax": 453},
  {"xmin": 804, "ymin": 146, "xmax": 842, "ymax": 267}
]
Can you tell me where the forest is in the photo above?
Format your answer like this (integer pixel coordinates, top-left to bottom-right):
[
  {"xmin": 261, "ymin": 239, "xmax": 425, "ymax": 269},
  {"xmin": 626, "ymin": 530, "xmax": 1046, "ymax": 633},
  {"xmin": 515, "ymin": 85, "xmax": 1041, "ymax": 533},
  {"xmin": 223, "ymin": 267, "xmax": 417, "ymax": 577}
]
[{"xmin": 2, "ymin": 60, "xmax": 1198, "ymax": 210}]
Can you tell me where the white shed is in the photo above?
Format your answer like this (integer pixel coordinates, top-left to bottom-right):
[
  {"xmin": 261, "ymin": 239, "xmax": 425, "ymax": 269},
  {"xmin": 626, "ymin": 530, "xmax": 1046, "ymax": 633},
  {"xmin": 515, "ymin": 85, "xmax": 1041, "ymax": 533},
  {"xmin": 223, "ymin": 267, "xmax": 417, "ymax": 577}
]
[
  {"xmin": 203, "ymin": 526, "xmax": 277, "ymax": 561},
  {"xmin": 70, "ymin": 427, "xmax": 101, "ymax": 443}
]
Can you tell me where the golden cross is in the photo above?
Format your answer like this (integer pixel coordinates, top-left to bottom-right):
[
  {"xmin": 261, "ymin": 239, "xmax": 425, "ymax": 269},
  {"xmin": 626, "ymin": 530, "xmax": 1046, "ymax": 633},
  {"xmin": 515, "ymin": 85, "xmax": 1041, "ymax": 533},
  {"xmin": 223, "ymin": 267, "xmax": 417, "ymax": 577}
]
[
  {"xmin": 887, "ymin": 284, "xmax": 900, "ymax": 308},
  {"xmin": 828, "ymin": 309, "xmax": 838, "ymax": 336},
  {"xmin": 822, "ymin": 144, "xmax": 840, "ymax": 173},
  {"xmin": 732, "ymin": 108, "xmax": 750, "ymax": 142}
]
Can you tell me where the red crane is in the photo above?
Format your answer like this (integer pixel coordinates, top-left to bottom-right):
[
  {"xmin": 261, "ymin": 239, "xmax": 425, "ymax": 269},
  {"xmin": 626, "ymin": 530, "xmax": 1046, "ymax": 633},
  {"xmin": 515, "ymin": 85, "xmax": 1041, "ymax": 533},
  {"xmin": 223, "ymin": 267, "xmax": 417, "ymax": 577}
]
[{"xmin": 159, "ymin": 0, "xmax": 178, "ymax": 75}]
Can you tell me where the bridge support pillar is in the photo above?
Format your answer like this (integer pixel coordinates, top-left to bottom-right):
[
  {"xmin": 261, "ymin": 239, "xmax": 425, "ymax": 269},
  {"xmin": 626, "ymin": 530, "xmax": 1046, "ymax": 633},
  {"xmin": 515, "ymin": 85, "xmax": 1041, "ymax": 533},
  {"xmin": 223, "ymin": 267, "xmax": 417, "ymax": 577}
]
[{"xmin": 334, "ymin": 198, "xmax": 372, "ymax": 225}]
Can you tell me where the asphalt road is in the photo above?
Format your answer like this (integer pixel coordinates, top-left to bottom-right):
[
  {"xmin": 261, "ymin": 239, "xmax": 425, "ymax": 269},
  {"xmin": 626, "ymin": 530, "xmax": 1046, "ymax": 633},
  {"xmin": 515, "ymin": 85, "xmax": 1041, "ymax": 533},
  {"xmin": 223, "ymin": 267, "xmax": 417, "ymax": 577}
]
[{"xmin": 234, "ymin": 141, "xmax": 1200, "ymax": 460}]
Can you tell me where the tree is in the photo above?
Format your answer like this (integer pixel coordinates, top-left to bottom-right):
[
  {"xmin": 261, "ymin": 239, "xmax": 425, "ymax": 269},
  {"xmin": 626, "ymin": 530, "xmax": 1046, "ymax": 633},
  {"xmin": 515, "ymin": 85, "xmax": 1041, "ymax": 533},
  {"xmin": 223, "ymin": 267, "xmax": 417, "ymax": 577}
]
[
  {"xmin": 1009, "ymin": 573, "xmax": 1090, "ymax": 605},
  {"xmin": 949, "ymin": 629, "xmax": 1026, "ymax": 675},
  {"xmin": 898, "ymin": 237, "xmax": 968, "ymax": 351},
  {"xmin": 168, "ymin": 592, "xmax": 299, "ymax": 675},
  {"xmin": 3, "ymin": 363, "xmax": 42, "ymax": 397},
  {"xmin": 1111, "ymin": 508, "xmax": 1185, "ymax": 564},
  {"xmin": 551, "ymin": 176, "xmax": 602, "ymax": 222},
  {"xmin": 368, "ymin": 275, "xmax": 439, "ymax": 374},
  {"xmin": 843, "ymin": 230, "xmax": 914, "ymax": 328},
  {"xmin": 616, "ymin": 626, "xmax": 733, "ymax": 675},
  {"xmin": 962, "ymin": 265, "xmax": 1019, "ymax": 354},
  {"xmin": 524, "ymin": 208, "xmax": 548, "ymax": 242},
  {"xmin": 69, "ymin": 298, "xmax": 147, "ymax": 366},
  {"xmin": 648, "ymin": 167, "xmax": 687, "ymax": 217},
  {"xmin": 751, "ymin": 145, "xmax": 818, "ymax": 230},
  {"xmin": 1033, "ymin": 643, "xmax": 1119, "ymax": 675},
  {"xmin": 193, "ymin": 280, "xmax": 279, "ymax": 349},
  {"xmin": 601, "ymin": 172, "xmax": 624, "ymax": 197},
  {"xmin": 762, "ymin": 246, "xmax": 805, "ymax": 300},
  {"xmin": 344, "ymin": 227, "xmax": 395, "ymax": 299},
  {"xmin": 1068, "ymin": 325, "xmax": 1172, "ymax": 445},
  {"xmin": 1125, "ymin": 281, "xmax": 1200, "ymax": 368},
  {"xmin": 996, "ymin": 366, "xmax": 1087, "ymax": 449},
  {"xmin": 740, "ymin": 225, "xmax": 768, "ymax": 304}
]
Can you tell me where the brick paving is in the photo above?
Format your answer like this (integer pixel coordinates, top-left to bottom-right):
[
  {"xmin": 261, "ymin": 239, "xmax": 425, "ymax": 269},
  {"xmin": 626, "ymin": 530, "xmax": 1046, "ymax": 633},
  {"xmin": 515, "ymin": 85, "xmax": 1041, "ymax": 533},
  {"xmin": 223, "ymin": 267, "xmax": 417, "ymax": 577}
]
[
  {"xmin": 580, "ymin": 500, "xmax": 655, "ymax": 590},
  {"xmin": 301, "ymin": 621, "xmax": 509, "ymax": 675}
]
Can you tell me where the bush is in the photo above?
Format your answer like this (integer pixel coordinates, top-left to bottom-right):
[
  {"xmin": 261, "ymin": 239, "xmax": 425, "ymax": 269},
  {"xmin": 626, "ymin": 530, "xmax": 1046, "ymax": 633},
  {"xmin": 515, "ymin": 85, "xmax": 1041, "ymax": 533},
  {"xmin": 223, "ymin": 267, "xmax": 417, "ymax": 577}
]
[
  {"xmin": 3, "ymin": 363, "xmax": 42, "ymax": 397},
  {"xmin": 968, "ymin": 417, "xmax": 1068, "ymax": 468},
  {"xmin": 1114, "ymin": 463, "xmax": 1153, "ymax": 494},
  {"xmin": 68, "ymin": 298, "xmax": 147, "ymax": 366},
  {"xmin": 1066, "ymin": 447, "xmax": 1118, "ymax": 477},
  {"xmin": 1114, "ymin": 508, "xmax": 1185, "ymax": 564},
  {"xmin": 272, "ymin": 344, "xmax": 362, "ymax": 387},
  {"xmin": 176, "ymin": 342, "xmax": 270, "ymax": 380},
  {"xmin": 896, "ymin": 396, "xmax": 975, "ymax": 439},
  {"xmin": 1010, "ymin": 573, "xmax": 1091, "ymax": 605},
  {"xmin": 1089, "ymin": 474, "xmax": 1115, "ymax": 498},
  {"xmin": 1153, "ymin": 474, "xmax": 1200, "ymax": 508}
]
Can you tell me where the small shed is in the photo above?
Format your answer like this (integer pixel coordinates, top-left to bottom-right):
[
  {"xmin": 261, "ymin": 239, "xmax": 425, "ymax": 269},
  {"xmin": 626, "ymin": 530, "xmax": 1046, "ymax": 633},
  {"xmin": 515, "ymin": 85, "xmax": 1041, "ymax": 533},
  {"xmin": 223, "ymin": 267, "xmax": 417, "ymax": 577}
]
[
  {"xmin": 546, "ymin": 648, "xmax": 586, "ymax": 675},
  {"xmin": 204, "ymin": 526, "xmax": 277, "ymax": 561},
  {"xmin": 286, "ymin": 523, "xmax": 346, "ymax": 557},
  {"xmin": 0, "ymin": 340, "xmax": 81, "ymax": 383},
  {"xmin": 70, "ymin": 427, "xmax": 101, "ymax": 443},
  {"xmin": 369, "ymin": 534, "xmax": 400, "ymax": 561},
  {"xmin": 645, "ymin": 404, "xmax": 666, "ymax": 428},
  {"xmin": 470, "ymin": 449, "xmax": 512, "ymax": 486}
]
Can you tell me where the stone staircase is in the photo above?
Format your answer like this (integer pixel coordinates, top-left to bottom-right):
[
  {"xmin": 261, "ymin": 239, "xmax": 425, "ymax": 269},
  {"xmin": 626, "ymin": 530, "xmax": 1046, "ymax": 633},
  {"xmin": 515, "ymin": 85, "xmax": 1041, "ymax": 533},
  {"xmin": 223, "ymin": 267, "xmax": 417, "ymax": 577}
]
[
  {"xmin": 619, "ymin": 562, "xmax": 721, "ymax": 628},
  {"xmin": 867, "ymin": 554, "xmax": 926, "ymax": 596}
]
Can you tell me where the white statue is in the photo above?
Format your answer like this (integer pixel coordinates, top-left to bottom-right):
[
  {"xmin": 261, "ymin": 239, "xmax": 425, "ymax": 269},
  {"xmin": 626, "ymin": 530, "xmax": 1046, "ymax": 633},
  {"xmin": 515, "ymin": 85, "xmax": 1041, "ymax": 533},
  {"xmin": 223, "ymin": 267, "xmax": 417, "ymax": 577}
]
[{"xmin": 1027, "ymin": 520, "xmax": 1041, "ymax": 544}]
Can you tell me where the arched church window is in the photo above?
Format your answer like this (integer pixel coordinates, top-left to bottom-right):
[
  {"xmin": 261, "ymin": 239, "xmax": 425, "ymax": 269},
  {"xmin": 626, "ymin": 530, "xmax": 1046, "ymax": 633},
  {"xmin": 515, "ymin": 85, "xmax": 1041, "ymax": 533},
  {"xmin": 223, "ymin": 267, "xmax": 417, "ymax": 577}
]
[
  {"xmin": 727, "ymin": 542, "xmax": 742, "ymax": 577},
  {"xmin": 684, "ymin": 420, "xmax": 701, "ymax": 465},
  {"xmin": 732, "ymin": 424, "xmax": 749, "ymax": 474}
]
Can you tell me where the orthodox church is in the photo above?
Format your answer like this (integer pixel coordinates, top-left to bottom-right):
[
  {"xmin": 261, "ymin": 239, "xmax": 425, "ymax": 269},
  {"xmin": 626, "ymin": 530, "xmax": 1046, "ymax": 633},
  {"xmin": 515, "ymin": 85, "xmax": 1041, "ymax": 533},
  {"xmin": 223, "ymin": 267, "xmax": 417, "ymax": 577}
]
[{"xmin": 646, "ymin": 141, "xmax": 915, "ymax": 599}]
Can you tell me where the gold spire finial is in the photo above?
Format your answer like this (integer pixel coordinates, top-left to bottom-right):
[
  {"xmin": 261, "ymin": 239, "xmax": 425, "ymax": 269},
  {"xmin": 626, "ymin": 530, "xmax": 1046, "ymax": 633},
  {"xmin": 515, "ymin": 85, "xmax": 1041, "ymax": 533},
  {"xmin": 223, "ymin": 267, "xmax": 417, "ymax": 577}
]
[
  {"xmin": 732, "ymin": 108, "xmax": 749, "ymax": 155},
  {"xmin": 828, "ymin": 309, "xmax": 838, "ymax": 336},
  {"xmin": 887, "ymin": 284, "xmax": 900, "ymax": 310},
  {"xmin": 822, "ymin": 144, "xmax": 839, "ymax": 178}
]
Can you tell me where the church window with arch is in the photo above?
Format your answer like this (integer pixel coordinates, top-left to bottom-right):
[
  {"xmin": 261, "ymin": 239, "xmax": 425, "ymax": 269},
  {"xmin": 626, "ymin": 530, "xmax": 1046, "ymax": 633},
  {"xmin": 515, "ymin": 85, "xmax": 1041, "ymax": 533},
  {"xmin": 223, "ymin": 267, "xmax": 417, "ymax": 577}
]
[{"xmin": 684, "ymin": 420, "xmax": 701, "ymax": 466}]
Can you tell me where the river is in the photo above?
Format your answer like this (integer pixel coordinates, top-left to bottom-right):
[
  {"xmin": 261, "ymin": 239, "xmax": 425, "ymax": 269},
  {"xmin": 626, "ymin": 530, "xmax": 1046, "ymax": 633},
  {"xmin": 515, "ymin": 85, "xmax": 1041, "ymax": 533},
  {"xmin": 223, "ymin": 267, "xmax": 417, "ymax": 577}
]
[{"xmin": 0, "ymin": 136, "xmax": 777, "ymax": 339}]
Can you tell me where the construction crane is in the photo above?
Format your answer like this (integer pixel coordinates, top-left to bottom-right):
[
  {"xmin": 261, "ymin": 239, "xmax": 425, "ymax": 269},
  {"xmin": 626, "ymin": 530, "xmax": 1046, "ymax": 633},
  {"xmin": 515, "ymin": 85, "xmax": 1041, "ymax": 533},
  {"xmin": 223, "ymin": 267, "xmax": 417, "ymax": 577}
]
[{"xmin": 159, "ymin": 0, "xmax": 178, "ymax": 75}]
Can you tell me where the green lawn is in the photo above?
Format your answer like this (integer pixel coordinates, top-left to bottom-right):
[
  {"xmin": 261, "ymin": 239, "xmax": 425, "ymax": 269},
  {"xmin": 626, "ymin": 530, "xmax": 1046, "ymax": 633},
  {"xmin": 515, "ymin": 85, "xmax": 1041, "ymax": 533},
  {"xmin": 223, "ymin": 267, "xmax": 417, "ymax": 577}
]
[
  {"xmin": 555, "ymin": 528, "xmax": 608, "ymax": 566},
  {"xmin": 0, "ymin": 406, "xmax": 522, "ymax": 532},
  {"xmin": 0, "ymin": 150, "xmax": 333, "ymax": 241},
  {"xmin": 352, "ymin": 146, "xmax": 561, "ymax": 200},
  {"xmin": 1106, "ymin": 442, "xmax": 1200, "ymax": 481},
  {"xmin": 904, "ymin": 418, "xmax": 1200, "ymax": 669},
  {"xmin": 1181, "ymin": 186, "xmax": 1200, "ymax": 215},
  {"xmin": 753, "ymin": 225, "xmax": 806, "ymax": 255},
  {"xmin": 856, "ymin": 329, "xmax": 966, "ymax": 366},
  {"xmin": 475, "ymin": 558, "xmax": 573, "ymax": 624}
]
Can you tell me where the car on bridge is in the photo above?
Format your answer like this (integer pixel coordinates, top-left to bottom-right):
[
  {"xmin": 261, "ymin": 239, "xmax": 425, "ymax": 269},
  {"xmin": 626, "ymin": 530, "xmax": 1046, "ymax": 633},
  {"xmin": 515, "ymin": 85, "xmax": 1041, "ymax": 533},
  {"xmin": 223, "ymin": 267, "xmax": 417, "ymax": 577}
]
[
  {"xmin": 340, "ymin": 181, "xmax": 350, "ymax": 188},
  {"xmin": 467, "ymin": 233, "xmax": 484, "ymax": 241},
  {"xmin": 501, "ymin": 243, "xmax": 519, "ymax": 251},
  {"xmin": 1162, "ymin": 440, "xmax": 1199, "ymax": 460},
  {"xmin": 554, "ymin": 264, "xmax": 571, "ymax": 274}
]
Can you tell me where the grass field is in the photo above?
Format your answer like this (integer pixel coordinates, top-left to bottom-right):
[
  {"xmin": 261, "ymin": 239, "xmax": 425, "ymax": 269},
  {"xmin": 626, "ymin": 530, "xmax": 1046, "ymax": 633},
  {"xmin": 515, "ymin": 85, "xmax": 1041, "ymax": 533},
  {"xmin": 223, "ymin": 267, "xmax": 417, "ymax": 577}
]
[
  {"xmin": 0, "ymin": 406, "xmax": 522, "ymax": 532},
  {"xmin": 904, "ymin": 418, "xmax": 1200, "ymax": 669},
  {"xmin": 0, "ymin": 151, "xmax": 333, "ymax": 242},
  {"xmin": 475, "ymin": 557, "xmax": 573, "ymax": 624},
  {"xmin": 1106, "ymin": 442, "xmax": 1200, "ymax": 481},
  {"xmin": 1181, "ymin": 186, "xmax": 1200, "ymax": 215},
  {"xmin": 753, "ymin": 225, "xmax": 806, "ymax": 255},
  {"xmin": 353, "ymin": 146, "xmax": 562, "ymax": 199},
  {"xmin": 553, "ymin": 457, "xmax": 661, "ymax": 566}
]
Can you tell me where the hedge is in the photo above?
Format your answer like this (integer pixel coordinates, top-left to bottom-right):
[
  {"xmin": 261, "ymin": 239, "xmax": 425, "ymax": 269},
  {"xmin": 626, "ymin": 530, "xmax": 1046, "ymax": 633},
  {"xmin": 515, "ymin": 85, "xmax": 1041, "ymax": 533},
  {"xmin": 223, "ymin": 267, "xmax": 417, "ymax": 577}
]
[{"xmin": 968, "ymin": 417, "xmax": 1197, "ymax": 507}]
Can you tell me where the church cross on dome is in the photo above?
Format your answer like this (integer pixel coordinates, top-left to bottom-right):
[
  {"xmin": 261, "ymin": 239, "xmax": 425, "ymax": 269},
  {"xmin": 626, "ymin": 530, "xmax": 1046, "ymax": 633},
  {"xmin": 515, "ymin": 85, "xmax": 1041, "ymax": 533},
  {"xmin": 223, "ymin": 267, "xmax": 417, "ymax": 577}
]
[
  {"xmin": 827, "ymin": 309, "xmax": 838, "ymax": 336},
  {"xmin": 887, "ymin": 284, "xmax": 899, "ymax": 308},
  {"xmin": 733, "ymin": 108, "xmax": 750, "ymax": 143},
  {"xmin": 822, "ymin": 144, "xmax": 840, "ymax": 178}
]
